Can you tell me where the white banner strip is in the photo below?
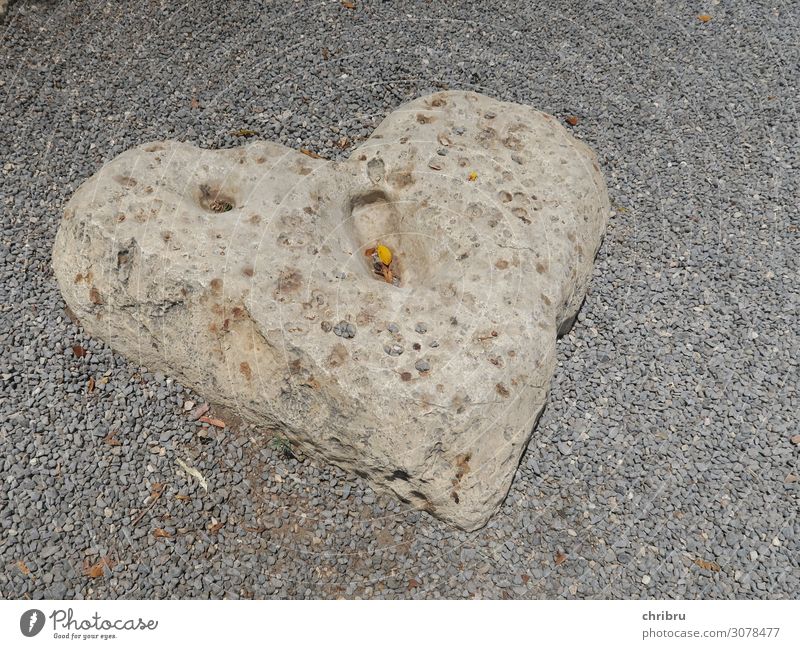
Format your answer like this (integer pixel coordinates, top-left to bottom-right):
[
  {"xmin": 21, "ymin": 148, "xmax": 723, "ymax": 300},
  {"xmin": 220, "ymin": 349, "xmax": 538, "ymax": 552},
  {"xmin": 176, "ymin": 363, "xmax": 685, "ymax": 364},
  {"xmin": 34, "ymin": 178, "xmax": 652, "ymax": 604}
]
[{"xmin": 2, "ymin": 600, "xmax": 797, "ymax": 648}]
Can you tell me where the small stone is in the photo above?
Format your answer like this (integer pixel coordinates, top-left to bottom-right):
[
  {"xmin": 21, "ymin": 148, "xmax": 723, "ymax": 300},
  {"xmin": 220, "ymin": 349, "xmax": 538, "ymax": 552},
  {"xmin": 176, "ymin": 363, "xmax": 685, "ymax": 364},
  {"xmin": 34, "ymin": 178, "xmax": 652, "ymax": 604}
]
[
  {"xmin": 386, "ymin": 322, "xmax": 399, "ymax": 334},
  {"xmin": 642, "ymin": 575, "xmax": 651, "ymax": 585},
  {"xmin": 384, "ymin": 344, "xmax": 404, "ymax": 357},
  {"xmin": 429, "ymin": 340, "xmax": 439, "ymax": 348},
  {"xmin": 333, "ymin": 320, "xmax": 356, "ymax": 338},
  {"xmin": 414, "ymin": 359, "xmax": 430, "ymax": 373},
  {"xmin": 183, "ymin": 400, "xmax": 195, "ymax": 411},
  {"xmin": 414, "ymin": 322, "xmax": 428, "ymax": 334},
  {"xmin": 320, "ymin": 320, "xmax": 332, "ymax": 332},
  {"xmin": 772, "ymin": 537, "xmax": 781, "ymax": 547}
]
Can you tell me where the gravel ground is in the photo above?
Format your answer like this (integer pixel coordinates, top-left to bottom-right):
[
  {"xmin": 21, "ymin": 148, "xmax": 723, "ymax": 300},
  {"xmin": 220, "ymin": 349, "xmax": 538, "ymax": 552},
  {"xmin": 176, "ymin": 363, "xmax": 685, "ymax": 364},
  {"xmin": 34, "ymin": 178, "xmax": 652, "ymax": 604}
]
[{"xmin": 1, "ymin": 0, "xmax": 798, "ymax": 599}]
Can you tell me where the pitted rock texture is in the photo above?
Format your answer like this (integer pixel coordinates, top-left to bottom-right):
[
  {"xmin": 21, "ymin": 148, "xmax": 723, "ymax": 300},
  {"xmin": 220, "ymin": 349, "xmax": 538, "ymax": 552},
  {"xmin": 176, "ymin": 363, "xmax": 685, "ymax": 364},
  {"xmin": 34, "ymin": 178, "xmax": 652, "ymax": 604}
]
[{"xmin": 52, "ymin": 91, "xmax": 609, "ymax": 530}]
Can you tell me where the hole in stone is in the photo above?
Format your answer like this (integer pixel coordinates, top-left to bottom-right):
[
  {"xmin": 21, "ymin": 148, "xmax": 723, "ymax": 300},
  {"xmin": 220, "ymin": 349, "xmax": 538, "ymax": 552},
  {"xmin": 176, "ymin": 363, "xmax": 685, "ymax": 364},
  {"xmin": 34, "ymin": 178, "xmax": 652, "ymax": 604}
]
[
  {"xmin": 348, "ymin": 189, "xmax": 434, "ymax": 287},
  {"xmin": 198, "ymin": 183, "xmax": 236, "ymax": 213}
]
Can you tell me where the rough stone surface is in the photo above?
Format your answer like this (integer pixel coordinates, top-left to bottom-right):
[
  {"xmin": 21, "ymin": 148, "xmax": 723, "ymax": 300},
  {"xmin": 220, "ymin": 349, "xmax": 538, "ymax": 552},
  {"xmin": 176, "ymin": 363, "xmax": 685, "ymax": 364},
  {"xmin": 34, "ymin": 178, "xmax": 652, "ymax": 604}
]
[{"xmin": 52, "ymin": 91, "xmax": 609, "ymax": 530}]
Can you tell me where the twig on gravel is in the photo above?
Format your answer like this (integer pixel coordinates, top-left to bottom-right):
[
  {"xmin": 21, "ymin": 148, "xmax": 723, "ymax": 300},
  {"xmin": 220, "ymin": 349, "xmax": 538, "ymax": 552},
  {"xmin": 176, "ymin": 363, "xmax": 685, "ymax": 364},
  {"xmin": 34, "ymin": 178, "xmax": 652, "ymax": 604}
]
[{"xmin": 130, "ymin": 483, "xmax": 166, "ymax": 526}]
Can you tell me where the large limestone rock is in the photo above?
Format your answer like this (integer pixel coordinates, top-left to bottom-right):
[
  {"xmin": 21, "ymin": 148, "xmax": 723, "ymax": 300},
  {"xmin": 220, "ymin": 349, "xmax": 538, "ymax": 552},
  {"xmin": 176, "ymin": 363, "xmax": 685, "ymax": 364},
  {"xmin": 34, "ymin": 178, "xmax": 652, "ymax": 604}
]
[{"xmin": 53, "ymin": 91, "xmax": 609, "ymax": 530}]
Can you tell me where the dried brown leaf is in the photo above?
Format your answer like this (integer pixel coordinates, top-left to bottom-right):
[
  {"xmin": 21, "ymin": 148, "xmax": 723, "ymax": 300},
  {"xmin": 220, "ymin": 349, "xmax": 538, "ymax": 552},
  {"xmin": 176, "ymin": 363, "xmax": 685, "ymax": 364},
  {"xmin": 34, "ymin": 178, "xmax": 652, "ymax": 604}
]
[
  {"xmin": 300, "ymin": 148, "xmax": 323, "ymax": 159},
  {"xmin": 83, "ymin": 556, "xmax": 115, "ymax": 578},
  {"xmin": 150, "ymin": 482, "xmax": 166, "ymax": 499},
  {"xmin": 72, "ymin": 345, "xmax": 86, "ymax": 358},
  {"xmin": 341, "ymin": 1, "xmax": 356, "ymax": 9},
  {"xmin": 153, "ymin": 528, "xmax": 173, "ymax": 539},
  {"xmin": 87, "ymin": 376, "xmax": 95, "ymax": 393},
  {"xmin": 103, "ymin": 430, "xmax": 121, "ymax": 447},
  {"xmin": 565, "ymin": 115, "xmax": 579, "ymax": 126},
  {"xmin": 232, "ymin": 128, "xmax": 258, "ymax": 137},
  {"xmin": 698, "ymin": 14, "xmax": 712, "ymax": 23},
  {"xmin": 554, "ymin": 551, "xmax": 567, "ymax": 566},
  {"xmin": 693, "ymin": 558, "xmax": 720, "ymax": 572},
  {"xmin": 208, "ymin": 521, "xmax": 224, "ymax": 534},
  {"xmin": 190, "ymin": 97, "xmax": 201, "ymax": 109},
  {"xmin": 198, "ymin": 415, "xmax": 225, "ymax": 428},
  {"xmin": 17, "ymin": 560, "xmax": 31, "ymax": 576}
]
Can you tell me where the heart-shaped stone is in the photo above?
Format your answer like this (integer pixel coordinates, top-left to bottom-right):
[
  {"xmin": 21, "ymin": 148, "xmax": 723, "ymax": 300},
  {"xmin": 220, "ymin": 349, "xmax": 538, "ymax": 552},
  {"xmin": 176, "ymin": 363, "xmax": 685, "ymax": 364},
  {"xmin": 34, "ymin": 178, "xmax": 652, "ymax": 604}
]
[{"xmin": 53, "ymin": 91, "xmax": 609, "ymax": 530}]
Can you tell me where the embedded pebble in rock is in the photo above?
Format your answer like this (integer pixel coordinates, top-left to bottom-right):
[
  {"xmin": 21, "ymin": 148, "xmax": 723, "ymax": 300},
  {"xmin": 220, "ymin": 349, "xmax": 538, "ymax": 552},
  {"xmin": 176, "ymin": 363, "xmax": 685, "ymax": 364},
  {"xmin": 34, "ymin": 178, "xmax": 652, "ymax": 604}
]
[
  {"xmin": 332, "ymin": 321, "xmax": 357, "ymax": 339},
  {"xmin": 384, "ymin": 344, "xmax": 404, "ymax": 357},
  {"xmin": 1, "ymin": 0, "xmax": 797, "ymax": 601},
  {"xmin": 53, "ymin": 90, "xmax": 608, "ymax": 530},
  {"xmin": 414, "ymin": 359, "xmax": 431, "ymax": 373}
]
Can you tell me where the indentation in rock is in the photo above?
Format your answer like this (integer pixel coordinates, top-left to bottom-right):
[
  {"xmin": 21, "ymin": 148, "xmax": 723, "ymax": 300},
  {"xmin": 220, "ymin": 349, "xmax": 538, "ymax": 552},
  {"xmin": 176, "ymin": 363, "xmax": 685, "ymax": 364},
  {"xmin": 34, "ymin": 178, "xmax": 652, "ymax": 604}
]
[
  {"xmin": 348, "ymin": 189, "xmax": 434, "ymax": 287},
  {"xmin": 512, "ymin": 207, "xmax": 530, "ymax": 224},
  {"xmin": 198, "ymin": 183, "xmax": 236, "ymax": 213},
  {"xmin": 275, "ymin": 268, "xmax": 303, "ymax": 296},
  {"xmin": 239, "ymin": 362, "xmax": 252, "ymax": 380},
  {"xmin": 115, "ymin": 175, "xmax": 137, "ymax": 188},
  {"xmin": 366, "ymin": 157, "xmax": 385, "ymax": 184}
]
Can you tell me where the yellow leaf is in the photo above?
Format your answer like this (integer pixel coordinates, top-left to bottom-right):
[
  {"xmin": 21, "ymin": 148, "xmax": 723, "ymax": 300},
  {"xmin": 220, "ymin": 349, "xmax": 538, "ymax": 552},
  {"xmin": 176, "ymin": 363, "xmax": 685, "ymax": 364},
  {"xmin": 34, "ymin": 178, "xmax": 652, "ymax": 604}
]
[
  {"xmin": 698, "ymin": 14, "xmax": 712, "ymax": 22},
  {"xmin": 468, "ymin": 171, "xmax": 478, "ymax": 182},
  {"xmin": 376, "ymin": 244, "xmax": 392, "ymax": 266}
]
